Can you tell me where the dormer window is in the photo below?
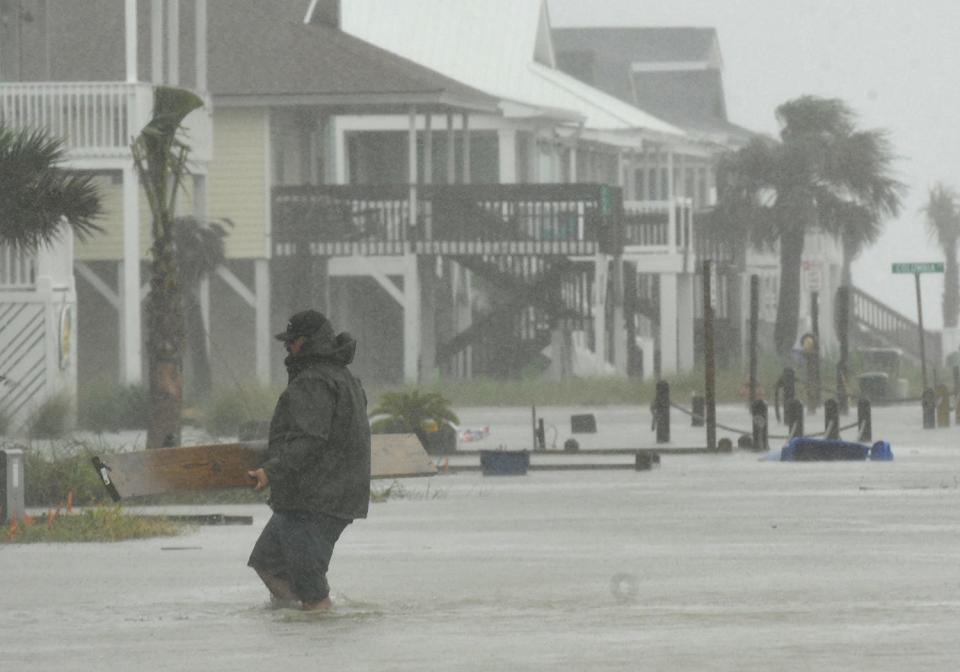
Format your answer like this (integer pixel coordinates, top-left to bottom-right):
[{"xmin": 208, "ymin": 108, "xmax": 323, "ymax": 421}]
[{"xmin": 305, "ymin": 0, "xmax": 340, "ymax": 29}]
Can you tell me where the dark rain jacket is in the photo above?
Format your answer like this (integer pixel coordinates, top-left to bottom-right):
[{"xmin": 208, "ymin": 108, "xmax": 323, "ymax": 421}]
[{"xmin": 261, "ymin": 331, "xmax": 371, "ymax": 520}]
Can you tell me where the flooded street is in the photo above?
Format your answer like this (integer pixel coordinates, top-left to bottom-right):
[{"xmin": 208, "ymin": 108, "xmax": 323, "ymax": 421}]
[{"xmin": 4, "ymin": 404, "xmax": 960, "ymax": 670}]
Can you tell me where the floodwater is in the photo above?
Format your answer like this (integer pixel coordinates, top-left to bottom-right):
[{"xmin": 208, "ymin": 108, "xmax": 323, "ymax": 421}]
[{"xmin": 4, "ymin": 404, "xmax": 960, "ymax": 671}]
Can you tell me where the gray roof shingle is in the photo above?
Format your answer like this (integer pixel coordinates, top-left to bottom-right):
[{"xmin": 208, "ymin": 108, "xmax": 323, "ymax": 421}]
[{"xmin": 36, "ymin": 0, "xmax": 498, "ymax": 112}]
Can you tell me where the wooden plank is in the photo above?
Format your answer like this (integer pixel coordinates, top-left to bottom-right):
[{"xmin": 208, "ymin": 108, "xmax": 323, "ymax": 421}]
[{"xmin": 92, "ymin": 434, "xmax": 436, "ymax": 501}]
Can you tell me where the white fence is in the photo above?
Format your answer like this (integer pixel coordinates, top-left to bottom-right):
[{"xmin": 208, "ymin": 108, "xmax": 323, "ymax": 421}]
[{"xmin": 0, "ymin": 246, "xmax": 36, "ymax": 289}]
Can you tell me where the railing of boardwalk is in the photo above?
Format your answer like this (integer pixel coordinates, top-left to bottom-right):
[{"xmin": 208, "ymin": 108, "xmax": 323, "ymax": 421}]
[{"xmin": 851, "ymin": 286, "xmax": 942, "ymax": 365}]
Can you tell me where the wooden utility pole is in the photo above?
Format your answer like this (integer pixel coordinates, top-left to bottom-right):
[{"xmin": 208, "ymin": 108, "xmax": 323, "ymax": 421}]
[{"xmin": 703, "ymin": 261, "xmax": 716, "ymax": 451}]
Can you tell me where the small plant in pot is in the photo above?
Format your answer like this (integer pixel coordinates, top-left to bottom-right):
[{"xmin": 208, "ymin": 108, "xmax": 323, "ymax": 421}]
[{"xmin": 369, "ymin": 389, "xmax": 460, "ymax": 455}]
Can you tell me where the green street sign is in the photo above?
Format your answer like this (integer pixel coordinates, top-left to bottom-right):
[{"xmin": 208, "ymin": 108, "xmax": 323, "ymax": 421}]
[{"xmin": 892, "ymin": 262, "xmax": 944, "ymax": 274}]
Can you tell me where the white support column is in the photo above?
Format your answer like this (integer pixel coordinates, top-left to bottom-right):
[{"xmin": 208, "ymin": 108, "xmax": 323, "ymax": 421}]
[
  {"xmin": 194, "ymin": 0, "xmax": 207, "ymax": 92},
  {"xmin": 612, "ymin": 258, "xmax": 628, "ymax": 376},
  {"xmin": 551, "ymin": 141, "xmax": 561, "ymax": 183},
  {"xmin": 166, "ymin": 0, "xmax": 179, "ymax": 86},
  {"xmin": 424, "ymin": 113, "xmax": 433, "ymax": 184},
  {"xmin": 151, "ymin": 0, "xmax": 163, "ymax": 83},
  {"xmin": 403, "ymin": 254, "xmax": 421, "ymax": 384},
  {"xmin": 254, "ymin": 259, "xmax": 271, "ymax": 384},
  {"xmin": 125, "ymin": 0, "xmax": 138, "ymax": 83},
  {"xmin": 497, "ymin": 128, "xmax": 517, "ymax": 183},
  {"xmin": 418, "ymin": 257, "xmax": 437, "ymax": 382},
  {"xmin": 121, "ymin": 165, "xmax": 142, "ymax": 384},
  {"xmin": 408, "ymin": 107, "xmax": 418, "ymax": 236},
  {"xmin": 332, "ymin": 117, "xmax": 347, "ymax": 184},
  {"xmin": 446, "ymin": 112, "xmax": 456, "ymax": 184},
  {"xmin": 593, "ymin": 254, "xmax": 608, "ymax": 366},
  {"xmin": 666, "ymin": 151, "xmax": 675, "ymax": 199},
  {"xmin": 569, "ymin": 145, "xmax": 579, "ymax": 182},
  {"xmin": 677, "ymin": 272, "xmax": 695, "ymax": 373},
  {"xmin": 625, "ymin": 152, "xmax": 637, "ymax": 200},
  {"xmin": 193, "ymin": 174, "xmax": 210, "ymax": 360},
  {"xmin": 461, "ymin": 113, "xmax": 471, "ymax": 184},
  {"xmin": 659, "ymin": 273, "xmax": 678, "ymax": 376}
]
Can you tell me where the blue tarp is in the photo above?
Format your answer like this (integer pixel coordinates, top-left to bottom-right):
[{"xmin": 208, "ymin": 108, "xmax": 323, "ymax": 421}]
[{"xmin": 780, "ymin": 438, "xmax": 893, "ymax": 462}]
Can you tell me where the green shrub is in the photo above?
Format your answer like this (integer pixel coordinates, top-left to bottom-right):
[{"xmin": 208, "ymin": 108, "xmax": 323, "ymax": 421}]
[
  {"xmin": 23, "ymin": 441, "xmax": 114, "ymax": 507},
  {"xmin": 27, "ymin": 394, "xmax": 72, "ymax": 439},
  {"xmin": 77, "ymin": 377, "xmax": 149, "ymax": 433},
  {"xmin": 6, "ymin": 507, "xmax": 181, "ymax": 543},
  {"xmin": 205, "ymin": 382, "xmax": 280, "ymax": 437}
]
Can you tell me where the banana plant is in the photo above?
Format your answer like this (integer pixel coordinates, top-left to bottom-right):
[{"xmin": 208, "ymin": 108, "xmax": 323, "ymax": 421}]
[{"xmin": 131, "ymin": 86, "xmax": 203, "ymax": 448}]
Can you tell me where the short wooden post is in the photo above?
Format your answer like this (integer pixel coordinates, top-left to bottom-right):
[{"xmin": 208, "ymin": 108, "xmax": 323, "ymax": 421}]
[
  {"xmin": 691, "ymin": 394, "xmax": 705, "ymax": 427},
  {"xmin": 835, "ymin": 286, "xmax": 850, "ymax": 414},
  {"xmin": 922, "ymin": 388, "xmax": 936, "ymax": 429},
  {"xmin": 808, "ymin": 292, "xmax": 821, "ymax": 413},
  {"xmin": 857, "ymin": 398, "xmax": 872, "ymax": 442},
  {"xmin": 787, "ymin": 399, "xmax": 804, "ymax": 439},
  {"xmin": 824, "ymin": 399, "xmax": 840, "ymax": 440},
  {"xmin": 748, "ymin": 274, "xmax": 759, "ymax": 409},
  {"xmin": 751, "ymin": 400, "xmax": 769, "ymax": 453},
  {"xmin": 778, "ymin": 367, "xmax": 797, "ymax": 426},
  {"xmin": 936, "ymin": 384, "xmax": 950, "ymax": 427},
  {"xmin": 654, "ymin": 380, "xmax": 670, "ymax": 444}
]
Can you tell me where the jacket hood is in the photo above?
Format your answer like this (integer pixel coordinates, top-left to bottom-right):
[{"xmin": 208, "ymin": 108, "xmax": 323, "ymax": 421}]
[{"xmin": 300, "ymin": 331, "xmax": 358, "ymax": 365}]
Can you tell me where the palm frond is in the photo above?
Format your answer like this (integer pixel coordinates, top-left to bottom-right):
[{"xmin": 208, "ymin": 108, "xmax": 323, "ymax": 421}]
[{"xmin": 0, "ymin": 126, "xmax": 103, "ymax": 251}]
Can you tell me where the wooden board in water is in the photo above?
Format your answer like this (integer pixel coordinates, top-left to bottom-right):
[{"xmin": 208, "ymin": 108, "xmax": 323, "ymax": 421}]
[{"xmin": 92, "ymin": 434, "xmax": 436, "ymax": 501}]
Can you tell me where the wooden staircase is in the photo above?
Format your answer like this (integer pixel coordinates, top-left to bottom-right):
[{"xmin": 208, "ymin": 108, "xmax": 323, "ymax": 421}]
[{"xmin": 850, "ymin": 286, "xmax": 941, "ymax": 365}]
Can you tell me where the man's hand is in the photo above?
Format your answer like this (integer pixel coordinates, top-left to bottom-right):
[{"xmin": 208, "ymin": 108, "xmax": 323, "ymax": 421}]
[{"xmin": 248, "ymin": 468, "xmax": 269, "ymax": 491}]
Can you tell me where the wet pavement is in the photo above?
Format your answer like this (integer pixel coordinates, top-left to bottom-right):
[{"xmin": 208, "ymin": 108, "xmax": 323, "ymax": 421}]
[{"xmin": 4, "ymin": 403, "xmax": 960, "ymax": 671}]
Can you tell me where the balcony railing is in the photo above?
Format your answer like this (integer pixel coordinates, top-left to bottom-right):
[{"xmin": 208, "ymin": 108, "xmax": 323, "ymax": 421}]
[
  {"xmin": 0, "ymin": 245, "xmax": 36, "ymax": 289},
  {"xmin": 0, "ymin": 82, "xmax": 211, "ymax": 162},
  {"xmin": 622, "ymin": 198, "xmax": 694, "ymax": 255},
  {"xmin": 273, "ymin": 184, "xmax": 621, "ymax": 257}
]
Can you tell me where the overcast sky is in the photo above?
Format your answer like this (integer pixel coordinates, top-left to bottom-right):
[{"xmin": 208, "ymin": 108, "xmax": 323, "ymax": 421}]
[{"xmin": 550, "ymin": 0, "xmax": 960, "ymax": 328}]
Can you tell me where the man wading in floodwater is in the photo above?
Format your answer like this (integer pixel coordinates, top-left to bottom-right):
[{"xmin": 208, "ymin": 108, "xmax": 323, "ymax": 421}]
[{"xmin": 247, "ymin": 310, "xmax": 371, "ymax": 611}]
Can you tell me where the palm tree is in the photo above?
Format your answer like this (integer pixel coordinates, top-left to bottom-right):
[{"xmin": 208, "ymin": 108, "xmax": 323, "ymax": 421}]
[
  {"xmin": 174, "ymin": 215, "xmax": 231, "ymax": 399},
  {"xmin": 0, "ymin": 126, "xmax": 101, "ymax": 250},
  {"xmin": 713, "ymin": 96, "xmax": 904, "ymax": 356},
  {"xmin": 923, "ymin": 185, "xmax": 960, "ymax": 328},
  {"xmin": 131, "ymin": 86, "xmax": 204, "ymax": 448}
]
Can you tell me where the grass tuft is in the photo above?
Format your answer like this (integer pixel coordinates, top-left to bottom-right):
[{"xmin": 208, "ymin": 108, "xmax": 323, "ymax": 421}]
[{"xmin": 4, "ymin": 507, "xmax": 181, "ymax": 543}]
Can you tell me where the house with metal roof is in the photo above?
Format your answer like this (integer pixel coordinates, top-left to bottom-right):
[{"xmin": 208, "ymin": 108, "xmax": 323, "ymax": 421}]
[
  {"xmin": 552, "ymin": 25, "xmax": 845, "ymax": 355},
  {"xmin": 339, "ymin": 0, "xmax": 721, "ymax": 379}
]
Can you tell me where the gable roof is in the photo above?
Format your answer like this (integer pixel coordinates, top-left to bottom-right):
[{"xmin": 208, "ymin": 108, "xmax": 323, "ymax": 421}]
[
  {"xmin": 340, "ymin": 0, "xmax": 684, "ymax": 139},
  {"xmin": 553, "ymin": 27, "xmax": 755, "ymax": 145},
  {"xmin": 37, "ymin": 0, "xmax": 498, "ymax": 113}
]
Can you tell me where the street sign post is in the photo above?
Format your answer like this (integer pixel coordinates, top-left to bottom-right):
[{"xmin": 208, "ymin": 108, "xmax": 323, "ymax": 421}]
[
  {"xmin": 892, "ymin": 262, "xmax": 944, "ymax": 274},
  {"xmin": 892, "ymin": 262, "xmax": 944, "ymax": 392}
]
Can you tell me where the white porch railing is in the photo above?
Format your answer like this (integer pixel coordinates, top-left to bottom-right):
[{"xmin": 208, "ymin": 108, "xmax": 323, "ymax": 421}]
[
  {"xmin": 0, "ymin": 245, "xmax": 37, "ymax": 289},
  {"xmin": 0, "ymin": 82, "xmax": 212, "ymax": 162},
  {"xmin": 622, "ymin": 198, "xmax": 694, "ymax": 254}
]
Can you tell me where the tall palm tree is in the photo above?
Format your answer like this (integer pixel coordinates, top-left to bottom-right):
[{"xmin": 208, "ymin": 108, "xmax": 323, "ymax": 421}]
[
  {"xmin": 131, "ymin": 86, "xmax": 204, "ymax": 448},
  {"xmin": 174, "ymin": 215, "xmax": 230, "ymax": 399},
  {"xmin": 0, "ymin": 126, "xmax": 101, "ymax": 250},
  {"xmin": 923, "ymin": 185, "xmax": 960, "ymax": 328},
  {"xmin": 713, "ymin": 96, "xmax": 904, "ymax": 356}
]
